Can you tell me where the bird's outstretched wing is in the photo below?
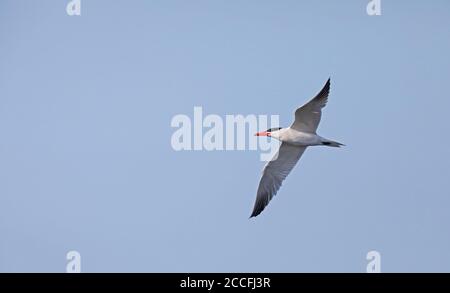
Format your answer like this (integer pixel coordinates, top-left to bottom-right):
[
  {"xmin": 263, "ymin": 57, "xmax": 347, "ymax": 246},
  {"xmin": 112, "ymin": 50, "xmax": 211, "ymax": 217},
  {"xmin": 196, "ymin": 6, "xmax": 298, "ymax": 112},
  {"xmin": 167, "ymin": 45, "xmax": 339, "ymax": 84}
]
[
  {"xmin": 250, "ymin": 143, "xmax": 306, "ymax": 217},
  {"xmin": 290, "ymin": 78, "xmax": 331, "ymax": 133}
]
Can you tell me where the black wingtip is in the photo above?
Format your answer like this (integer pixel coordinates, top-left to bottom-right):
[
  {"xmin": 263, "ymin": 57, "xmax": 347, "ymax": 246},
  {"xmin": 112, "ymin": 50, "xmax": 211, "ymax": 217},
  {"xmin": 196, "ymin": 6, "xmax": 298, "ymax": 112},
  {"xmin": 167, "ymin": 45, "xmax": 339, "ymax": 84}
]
[
  {"xmin": 249, "ymin": 207, "xmax": 264, "ymax": 218},
  {"xmin": 324, "ymin": 78, "xmax": 331, "ymax": 90},
  {"xmin": 324, "ymin": 78, "xmax": 331, "ymax": 91},
  {"xmin": 312, "ymin": 78, "xmax": 331, "ymax": 101},
  {"xmin": 249, "ymin": 208, "xmax": 261, "ymax": 219}
]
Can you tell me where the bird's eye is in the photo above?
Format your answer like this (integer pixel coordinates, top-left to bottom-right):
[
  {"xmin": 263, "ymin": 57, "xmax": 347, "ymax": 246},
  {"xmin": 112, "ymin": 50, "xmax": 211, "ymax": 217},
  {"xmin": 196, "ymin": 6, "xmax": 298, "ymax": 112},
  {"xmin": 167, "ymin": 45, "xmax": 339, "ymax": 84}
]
[{"xmin": 266, "ymin": 127, "xmax": 282, "ymax": 132}]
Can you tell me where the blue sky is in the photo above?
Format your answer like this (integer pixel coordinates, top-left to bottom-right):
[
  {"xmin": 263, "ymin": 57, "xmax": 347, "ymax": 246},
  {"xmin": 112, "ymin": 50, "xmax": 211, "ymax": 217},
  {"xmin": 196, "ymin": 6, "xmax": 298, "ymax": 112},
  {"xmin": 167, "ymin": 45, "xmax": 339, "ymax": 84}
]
[{"xmin": 1, "ymin": 0, "xmax": 450, "ymax": 272}]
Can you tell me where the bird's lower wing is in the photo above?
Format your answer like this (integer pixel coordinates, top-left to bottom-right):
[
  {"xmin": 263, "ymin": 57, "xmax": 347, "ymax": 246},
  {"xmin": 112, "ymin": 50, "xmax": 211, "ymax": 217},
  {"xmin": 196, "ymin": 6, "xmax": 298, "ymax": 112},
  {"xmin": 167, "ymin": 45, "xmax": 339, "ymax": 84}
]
[{"xmin": 250, "ymin": 143, "xmax": 307, "ymax": 217}]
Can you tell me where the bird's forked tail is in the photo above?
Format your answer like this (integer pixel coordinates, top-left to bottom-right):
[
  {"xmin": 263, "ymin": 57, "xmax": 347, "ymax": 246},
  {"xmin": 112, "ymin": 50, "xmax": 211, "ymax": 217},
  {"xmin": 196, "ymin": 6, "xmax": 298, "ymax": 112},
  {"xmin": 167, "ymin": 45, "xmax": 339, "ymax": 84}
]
[{"xmin": 321, "ymin": 139, "xmax": 345, "ymax": 147}]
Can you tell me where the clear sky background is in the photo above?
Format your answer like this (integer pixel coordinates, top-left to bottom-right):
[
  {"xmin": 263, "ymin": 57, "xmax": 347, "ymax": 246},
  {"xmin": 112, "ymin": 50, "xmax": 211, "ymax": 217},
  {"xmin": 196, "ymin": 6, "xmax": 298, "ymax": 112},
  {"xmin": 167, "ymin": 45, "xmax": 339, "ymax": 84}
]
[{"xmin": 1, "ymin": 0, "xmax": 450, "ymax": 272}]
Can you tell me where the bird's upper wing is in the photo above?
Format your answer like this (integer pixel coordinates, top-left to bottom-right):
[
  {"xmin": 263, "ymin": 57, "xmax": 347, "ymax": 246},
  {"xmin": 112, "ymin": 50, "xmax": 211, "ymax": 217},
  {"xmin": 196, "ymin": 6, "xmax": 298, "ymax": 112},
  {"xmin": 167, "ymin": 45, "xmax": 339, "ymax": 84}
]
[
  {"xmin": 250, "ymin": 143, "xmax": 306, "ymax": 217},
  {"xmin": 290, "ymin": 78, "xmax": 331, "ymax": 133}
]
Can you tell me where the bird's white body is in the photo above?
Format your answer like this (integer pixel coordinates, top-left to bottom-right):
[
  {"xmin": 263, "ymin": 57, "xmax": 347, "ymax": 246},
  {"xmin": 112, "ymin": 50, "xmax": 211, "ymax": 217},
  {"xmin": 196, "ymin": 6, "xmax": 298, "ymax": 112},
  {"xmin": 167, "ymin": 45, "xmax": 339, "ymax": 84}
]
[{"xmin": 271, "ymin": 128, "xmax": 323, "ymax": 147}]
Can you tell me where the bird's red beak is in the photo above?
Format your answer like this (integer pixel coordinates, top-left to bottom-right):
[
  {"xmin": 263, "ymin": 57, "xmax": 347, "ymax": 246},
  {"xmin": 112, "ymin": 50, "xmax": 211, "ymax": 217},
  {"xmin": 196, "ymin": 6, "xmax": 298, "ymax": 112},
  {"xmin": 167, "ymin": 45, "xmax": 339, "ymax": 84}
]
[{"xmin": 255, "ymin": 131, "xmax": 270, "ymax": 137}]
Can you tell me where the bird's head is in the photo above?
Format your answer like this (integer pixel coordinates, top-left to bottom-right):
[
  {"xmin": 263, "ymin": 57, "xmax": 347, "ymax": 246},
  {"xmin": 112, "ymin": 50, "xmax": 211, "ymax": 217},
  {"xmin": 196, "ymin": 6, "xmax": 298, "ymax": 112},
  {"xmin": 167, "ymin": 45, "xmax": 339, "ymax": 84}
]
[{"xmin": 254, "ymin": 127, "xmax": 283, "ymax": 137}]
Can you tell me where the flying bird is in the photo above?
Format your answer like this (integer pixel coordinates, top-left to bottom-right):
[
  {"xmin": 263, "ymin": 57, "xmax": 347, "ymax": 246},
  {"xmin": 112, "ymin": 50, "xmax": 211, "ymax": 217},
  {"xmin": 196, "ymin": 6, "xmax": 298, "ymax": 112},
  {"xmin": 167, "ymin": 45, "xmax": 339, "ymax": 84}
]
[{"xmin": 251, "ymin": 78, "xmax": 343, "ymax": 217}]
